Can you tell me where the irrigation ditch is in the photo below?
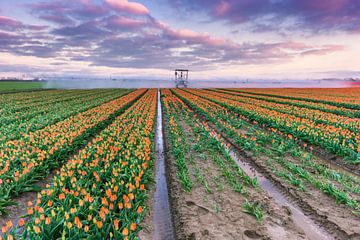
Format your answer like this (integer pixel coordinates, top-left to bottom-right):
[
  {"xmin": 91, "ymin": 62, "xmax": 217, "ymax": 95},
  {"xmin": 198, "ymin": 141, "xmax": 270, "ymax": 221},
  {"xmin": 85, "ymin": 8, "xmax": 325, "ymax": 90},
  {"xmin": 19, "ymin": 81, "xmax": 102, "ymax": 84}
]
[{"xmin": 152, "ymin": 89, "xmax": 176, "ymax": 240}]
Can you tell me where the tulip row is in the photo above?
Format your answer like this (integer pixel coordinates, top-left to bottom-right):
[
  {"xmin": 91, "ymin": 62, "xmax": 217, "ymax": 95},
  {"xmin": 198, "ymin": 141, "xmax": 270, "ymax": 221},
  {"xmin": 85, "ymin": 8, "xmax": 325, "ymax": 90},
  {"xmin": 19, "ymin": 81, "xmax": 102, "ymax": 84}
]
[
  {"xmin": 217, "ymin": 88, "xmax": 360, "ymax": 118},
  {"xmin": 207, "ymin": 89, "xmax": 360, "ymax": 133},
  {"xmin": 1, "ymin": 89, "xmax": 94, "ymax": 108},
  {"xmin": 228, "ymin": 88, "xmax": 360, "ymax": 110},
  {"xmin": 184, "ymin": 89, "xmax": 360, "ymax": 163},
  {"xmin": 0, "ymin": 89, "xmax": 145, "ymax": 214},
  {"xmin": 161, "ymin": 89, "xmax": 193, "ymax": 192},
  {"xmin": 0, "ymin": 90, "xmax": 82, "ymax": 108},
  {"xmin": 0, "ymin": 89, "xmax": 132, "ymax": 143},
  {"xmin": 172, "ymin": 88, "xmax": 360, "ymax": 212},
  {"xmin": 1, "ymin": 89, "xmax": 112, "ymax": 120}
]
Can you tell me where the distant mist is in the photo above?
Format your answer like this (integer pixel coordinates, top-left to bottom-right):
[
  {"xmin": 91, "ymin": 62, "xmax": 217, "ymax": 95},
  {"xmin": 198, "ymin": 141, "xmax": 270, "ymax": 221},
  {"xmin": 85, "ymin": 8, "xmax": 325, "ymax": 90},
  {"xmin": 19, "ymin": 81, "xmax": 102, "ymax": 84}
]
[
  {"xmin": 44, "ymin": 78, "xmax": 357, "ymax": 89},
  {"xmin": 45, "ymin": 79, "xmax": 176, "ymax": 89}
]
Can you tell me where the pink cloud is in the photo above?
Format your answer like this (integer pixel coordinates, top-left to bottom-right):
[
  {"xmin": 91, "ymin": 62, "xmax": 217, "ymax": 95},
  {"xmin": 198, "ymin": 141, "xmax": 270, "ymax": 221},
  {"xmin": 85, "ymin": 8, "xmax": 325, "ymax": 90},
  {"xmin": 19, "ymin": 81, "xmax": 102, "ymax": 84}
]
[
  {"xmin": 154, "ymin": 20, "xmax": 228, "ymax": 47},
  {"xmin": 168, "ymin": 28, "xmax": 208, "ymax": 39},
  {"xmin": 108, "ymin": 16, "xmax": 146, "ymax": 28},
  {"xmin": 105, "ymin": 0, "xmax": 149, "ymax": 15},
  {"xmin": 0, "ymin": 16, "xmax": 23, "ymax": 29},
  {"xmin": 278, "ymin": 41, "xmax": 311, "ymax": 50}
]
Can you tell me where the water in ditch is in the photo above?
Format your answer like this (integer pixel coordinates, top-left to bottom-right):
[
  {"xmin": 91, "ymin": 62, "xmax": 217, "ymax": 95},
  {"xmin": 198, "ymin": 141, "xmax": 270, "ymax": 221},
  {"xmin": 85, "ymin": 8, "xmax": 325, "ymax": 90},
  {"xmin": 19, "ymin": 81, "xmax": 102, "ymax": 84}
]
[{"xmin": 153, "ymin": 89, "xmax": 176, "ymax": 240}]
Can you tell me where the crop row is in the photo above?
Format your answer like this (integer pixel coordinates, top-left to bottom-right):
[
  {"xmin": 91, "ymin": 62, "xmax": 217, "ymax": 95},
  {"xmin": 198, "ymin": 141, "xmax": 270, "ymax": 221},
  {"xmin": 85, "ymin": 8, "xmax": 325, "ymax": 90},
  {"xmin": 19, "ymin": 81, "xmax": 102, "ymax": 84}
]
[
  {"xmin": 0, "ymin": 89, "xmax": 131, "ymax": 143},
  {"xmin": 0, "ymin": 89, "xmax": 145, "ymax": 214},
  {"xmin": 0, "ymin": 89, "xmax": 113, "ymax": 118},
  {"xmin": 184, "ymin": 89, "xmax": 360, "ymax": 163},
  {"xmin": 2, "ymin": 89, "xmax": 157, "ymax": 239},
  {"xmin": 229, "ymin": 88, "xmax": 360, "ymax": 110},
  {"xmin": 0, "ymin": 90, "xmax": 100, "ymax": 112},
  {"xmin": 0, "ymin": 90, "xmax": 83, "ymax": 108},
  {"xmin": 172, "ymin": 88, "xmax": 360, "ymax": 213},
  {"xmin": 207, "ymin": 89, "xmax": 360, "ymax": 133},
  {"xmin": 217, "ymin": 89, "xmax": 360, "ymax": 118}
]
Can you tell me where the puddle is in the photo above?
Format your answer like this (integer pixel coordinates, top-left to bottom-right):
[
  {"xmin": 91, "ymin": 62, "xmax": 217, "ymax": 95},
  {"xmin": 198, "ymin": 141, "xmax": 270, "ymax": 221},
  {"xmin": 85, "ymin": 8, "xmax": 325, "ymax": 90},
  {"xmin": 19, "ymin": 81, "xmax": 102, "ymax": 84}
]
[
  {"xmin": 318, "ymin": 157, "xmax": 360, "ymax": 181},
  {"xmin": 311, "ymin": 151, "xmax": 360, "ymax": 181},
  {"xmin": 152, "ymin": 89, "xmax": 175, "ymax": 240},
  {"xmin": 207, "ymin": 130, "xmax": 334, "ymax": 240}
]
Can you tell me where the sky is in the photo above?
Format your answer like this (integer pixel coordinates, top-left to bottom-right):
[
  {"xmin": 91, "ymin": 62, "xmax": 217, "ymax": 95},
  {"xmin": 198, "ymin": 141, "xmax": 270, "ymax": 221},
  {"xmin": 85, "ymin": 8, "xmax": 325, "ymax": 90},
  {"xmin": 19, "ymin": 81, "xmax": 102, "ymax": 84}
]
[{"xmin": 0, "ymin": 0, "xmax": 359, "ymax": 80}]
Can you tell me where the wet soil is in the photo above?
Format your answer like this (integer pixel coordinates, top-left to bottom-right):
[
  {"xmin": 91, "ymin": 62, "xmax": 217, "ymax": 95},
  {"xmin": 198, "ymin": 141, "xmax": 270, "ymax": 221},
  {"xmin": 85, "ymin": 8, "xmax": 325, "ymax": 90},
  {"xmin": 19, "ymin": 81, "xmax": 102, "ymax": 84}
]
[
  {"xmin": 213, "ymin": 127, "xmax": 360, "ymax": 240},
  {"xmin": 138, "ymin": 184, "xmax": 155, "ymax": 240},
  {"xmin": 0, "ymin": 170, "xmax": 56, "ymax": 229},
  {"xmin": 164, "ymin": 118, "xmax": 307, "ymax": 240},
  {"xmin": 306, "ymin": 144, "xmax": 360, "ymax": 177}
]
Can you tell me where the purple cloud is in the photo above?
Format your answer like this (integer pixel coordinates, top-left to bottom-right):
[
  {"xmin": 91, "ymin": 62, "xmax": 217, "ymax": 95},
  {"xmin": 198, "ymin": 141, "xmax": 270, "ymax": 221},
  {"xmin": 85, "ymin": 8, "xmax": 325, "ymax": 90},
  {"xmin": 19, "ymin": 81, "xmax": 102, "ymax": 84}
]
[
  {"xmin": 0, "ymin": 32, "xmax": 24, "ymax": 47},
  {"xmin": 0, "ymin": 16, "xmax": 46, "ymax": 31},
  {"xmin": 27, "ymin": 1, "xmax": 107, "ymax": 26},
  {"xmin": 28, "ymin": 2, "xmax": 75, "ymax": 25},
  {"xmin": 169, "ymin": 0, "xmax": 360, "ymax": 33},
  {"xmin": 52, "ymin": 20, "xmax": 110, "ymax": 39},
  {"xmin": 0, "ymin": 16, "xmax": 23, "ymax": 30}
]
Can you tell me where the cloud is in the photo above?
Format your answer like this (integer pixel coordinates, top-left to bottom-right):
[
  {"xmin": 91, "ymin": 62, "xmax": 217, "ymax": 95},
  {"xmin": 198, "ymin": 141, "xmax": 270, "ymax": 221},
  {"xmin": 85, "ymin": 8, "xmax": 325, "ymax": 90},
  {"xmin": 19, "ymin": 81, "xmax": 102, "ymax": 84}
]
[
  {"xmin": 52, "ymin": 21, "xmax": 110, "ymax": 39},
  {"xmin": 0, "ymin": 16, "xmax": 24, "ymax": 30},
  {"xmin": 28, "ymin": 0, "xmax": 107, "ymax": 26},
  {"xmin": 154, "ymin": 20, "xmax": 227, "ymax": 47},
  {"xmin": 106, "ymin": 15, "xmax": 147, "ymax": 29},
  {"xmin": 300, "ymin": 45, "xmax": 344, "ymax": 56},
  {"xmin": 105, "ymin": 0, "xmax": 149, "ymax": 15},
  {"xmin": 0, "ymin": 32, "xmax": 25, "ymax": 47},
  {"xmin": 0, "ymin": 16, "xmax": 46, "ymax": 31}
]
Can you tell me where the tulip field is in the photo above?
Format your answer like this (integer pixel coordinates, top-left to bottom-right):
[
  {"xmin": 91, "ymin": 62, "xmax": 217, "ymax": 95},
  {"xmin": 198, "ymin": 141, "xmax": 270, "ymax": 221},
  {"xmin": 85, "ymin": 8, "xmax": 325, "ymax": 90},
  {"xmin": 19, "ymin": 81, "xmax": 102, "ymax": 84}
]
[{"xmin": 1, "ymin": 87, "xmax": 359, "ymax": 239}]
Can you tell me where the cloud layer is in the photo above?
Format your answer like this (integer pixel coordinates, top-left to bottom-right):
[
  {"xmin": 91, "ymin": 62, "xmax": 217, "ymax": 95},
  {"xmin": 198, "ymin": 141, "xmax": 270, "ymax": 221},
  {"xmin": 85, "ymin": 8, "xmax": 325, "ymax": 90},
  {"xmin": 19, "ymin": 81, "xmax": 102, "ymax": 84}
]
[
  {"xmin": 169, "ymin": 0, "xmax": 360, "ymax": 34},
  {"xmin": 0, "ymin": 0, "xmax": 353, "ymax": 74}
]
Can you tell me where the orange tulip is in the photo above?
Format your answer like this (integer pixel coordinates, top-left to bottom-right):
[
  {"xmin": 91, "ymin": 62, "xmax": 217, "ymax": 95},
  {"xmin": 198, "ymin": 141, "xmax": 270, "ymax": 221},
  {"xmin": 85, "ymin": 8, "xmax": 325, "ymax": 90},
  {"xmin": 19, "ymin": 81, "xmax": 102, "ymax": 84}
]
[
  {"xmin": 33, "ymin": 226, "xmax": 41, "ymax": 234},
  {"xmin": 122, "ymin": 227, "xmax": 129, "ymax": 236},
  {"xmin": 130, "ymin": 223, "xmax": 136, "ymax": 231}
]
